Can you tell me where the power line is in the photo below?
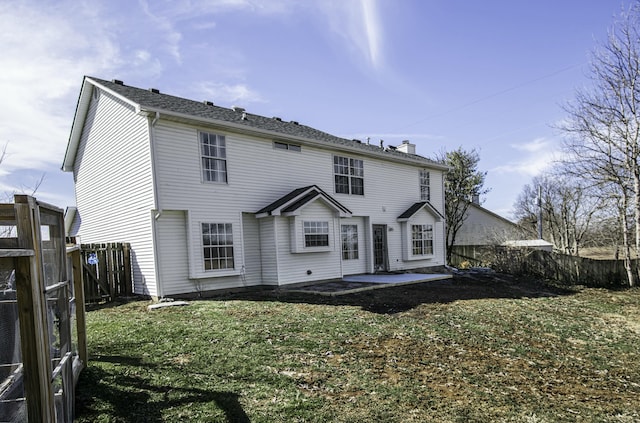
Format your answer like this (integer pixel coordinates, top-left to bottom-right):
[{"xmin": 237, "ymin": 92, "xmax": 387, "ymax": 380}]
[{"xmin": 397, "ymin": 62, "xmax": 586, "ymax": 130}]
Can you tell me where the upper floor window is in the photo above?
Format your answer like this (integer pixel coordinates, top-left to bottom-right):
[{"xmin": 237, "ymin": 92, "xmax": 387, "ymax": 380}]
[
  {"xmin": 200, "ymin": 132, "xmax": 227, "ymax": 183},
  {"xmin": 202, "ymin": 223, "xmax": 234, "ymax": 270},
  {"xmin": 274, "ymin": 141, "xmax": 301, "ymax": 152},
  {"xmin": 420, "ymin": 170, "xmax": 430, "ymax": 201},
  {"xmin": 304, "ymin": 221, "xmax": 329, "ymax": 247},
  {"xmin": 334, "ymin": 156, "xmax": 364, "ymax": 195},
  {"xmin": 412, "ymin": 224, "xmax": 433, "ymax": 256}
]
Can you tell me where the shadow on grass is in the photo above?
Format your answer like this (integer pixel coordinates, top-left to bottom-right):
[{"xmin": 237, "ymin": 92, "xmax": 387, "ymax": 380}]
[
  {"xmin": 213, "ymin": 273, "xmax": 578, "ymax": 315},
  {"xmin": 75, "ymin": 355, "xmax": 250, "ymax": 423}
]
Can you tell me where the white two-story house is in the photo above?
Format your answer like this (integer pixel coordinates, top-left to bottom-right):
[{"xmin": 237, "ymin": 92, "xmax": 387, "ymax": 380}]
[{"xmin": 62, "ymin": 77, "xmax": 448, "ymax": 298}]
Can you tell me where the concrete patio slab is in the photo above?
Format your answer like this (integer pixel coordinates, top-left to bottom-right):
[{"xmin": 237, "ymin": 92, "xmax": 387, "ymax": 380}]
[{"xmin": 283, "ymin": 273, "xmax": 453, "ymax": 296}]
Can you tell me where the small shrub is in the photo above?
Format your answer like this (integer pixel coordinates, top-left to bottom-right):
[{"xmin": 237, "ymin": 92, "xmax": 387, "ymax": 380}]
[{"xmin": 459, "ymin": 260, "xmax": 472, "ymax": 269}]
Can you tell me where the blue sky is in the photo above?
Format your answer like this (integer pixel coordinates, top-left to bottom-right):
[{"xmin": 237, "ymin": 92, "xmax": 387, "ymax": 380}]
[{"xmin": 0, "ymin": 0, "xmax": 632, "ymax": 218}]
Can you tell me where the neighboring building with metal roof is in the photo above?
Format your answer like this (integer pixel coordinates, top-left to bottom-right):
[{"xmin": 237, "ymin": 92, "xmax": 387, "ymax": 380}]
[
  {"xmin": 454, "ymin": 201, "xmax": 532, "ymax": 246},
  {"xmin": 63, "ymin": 76, "xmax": 449, "ymax": 298}
]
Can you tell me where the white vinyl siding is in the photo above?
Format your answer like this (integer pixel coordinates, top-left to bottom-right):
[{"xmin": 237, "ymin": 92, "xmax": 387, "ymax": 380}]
[
  {"xmin": 155, "ymin": 211, "xmax": 190, "ymax": 296},
  {"xmin": 73, "ymin": 89, "xmax": 157, "ymax": 296},
  {"xmin": 259, "ymin": 217, "xmax": 279, "ymax": 285},
  {"xmin": 276, "ymin": 201, "xmax": 341, "ymax": 284},
  {"xmin": 241, "ymin": 212, "xmax": 262, "ymax": 286},
  {"xmin": 148, "ymin": 119, "xmax": 447, "ymax": 287},
  {"xmin": 400, "ymin": 208, "xmax": 444, "ymax": 265}
]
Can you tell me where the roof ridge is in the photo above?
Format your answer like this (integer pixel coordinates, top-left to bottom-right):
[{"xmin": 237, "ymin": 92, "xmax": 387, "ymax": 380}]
[{"xmin": 86, "ymin": 76, "xmax": 445, "ymax": 168}]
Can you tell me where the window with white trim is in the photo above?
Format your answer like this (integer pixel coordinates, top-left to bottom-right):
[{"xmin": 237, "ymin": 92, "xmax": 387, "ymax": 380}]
[
  {"xmin": 341, "ymin": 225, "xmax": 359, "ymax": 260},
  {"xmin": 304, "ymin": 221, "xmax": 329, "ymax": 247},
  {"xmin": 274, "ymin": 141, "xmax": 301, "ymax": 151},
  {"xmin": 200, "ymin": 132, "xmax": 227, "ymax": 183},
  {"xmin": 334, "ymin": 156, "xmax": 364, "ymax": 195},
  {"xmin": 420, "ymin": 170, "xmax": 430, "ymax": 201},
  {"xmin": 412, "ymin": 224, "xmax": 433, "ymax": 255},
  {"xmin": 202, "ymin": 223, "xmax": 234, "ymax": 270}
]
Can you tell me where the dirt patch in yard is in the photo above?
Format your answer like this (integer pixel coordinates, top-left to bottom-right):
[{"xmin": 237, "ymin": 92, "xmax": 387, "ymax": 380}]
[{"xmin": 220, "ymin": 271, "xmax": 576, "ymax": 315}]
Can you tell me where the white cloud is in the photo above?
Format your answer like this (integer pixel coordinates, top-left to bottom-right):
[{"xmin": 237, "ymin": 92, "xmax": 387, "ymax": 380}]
[
  {"xmin": 510, "ymin": 137, "xmax": 549, "ymax": 153},
  {"xmin": 137, "ymin": 0, "xmax": 295, "ymax": 25},
  {"xmin": 139, "ymin": 0, "xmax": 184, "ymax": 63},
  {"xmin": 360, "ymin": 0, "xmax": 383, "ymax": 68},
  {"xmin": 315, "ymin": 0, "xmax": 384, "ymax": 71},
  {"xmin": 196, "ymin": 82, "xmax": 264, "ymax": 104},
  {"xmin": 492, "ymin": 137, "xmax": 560, "ymax": 176},
  {"xmin": 0, "ymin": 1, "xmax": 124, "ymax": 173}
]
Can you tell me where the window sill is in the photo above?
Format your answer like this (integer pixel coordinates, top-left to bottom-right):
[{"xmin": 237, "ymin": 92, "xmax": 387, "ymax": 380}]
[
  {"xmin": 405, "ymin": 255, "xmax": 434, "ymax": 261},
  {"xmin": 292, "ymin": 246, "xmax": 333, "ymax": 254},
  {"xmin": 191, "ymin": 269, "xmax": 240, "ymax": 279}
]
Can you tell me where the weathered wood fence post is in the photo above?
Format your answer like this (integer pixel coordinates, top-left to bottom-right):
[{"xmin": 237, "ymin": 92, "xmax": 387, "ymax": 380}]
[{"xmin": 14, "ymin": 195, "xmax": 56, "ymax": 422}]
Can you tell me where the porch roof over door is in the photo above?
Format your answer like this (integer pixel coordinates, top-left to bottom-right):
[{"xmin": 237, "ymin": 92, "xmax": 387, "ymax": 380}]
[{"xmin": 255, "ymin": 185, "xmax": 352, "ymax": 218}]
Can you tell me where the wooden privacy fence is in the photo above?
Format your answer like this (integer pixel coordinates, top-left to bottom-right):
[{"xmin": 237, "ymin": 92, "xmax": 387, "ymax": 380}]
[
  {"xmin": 0, "ymin": 195, "xmax": 87, "ymax": 423},
  {"xmin": 451, "ymin": 244, "xmax": 632, "ymax": 288},
  {"xmin": 79, "ymin": 242, "xmax": 132, "ymax": 302}
]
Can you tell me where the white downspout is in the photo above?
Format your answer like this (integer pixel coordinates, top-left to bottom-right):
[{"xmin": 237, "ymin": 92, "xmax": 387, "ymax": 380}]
[
  {"xmin": 149, "ymin": 111, "xmax": 161, "ymax": 219},
  {"xmin": 148, "ymin": 112, "xmax": 164, "ymax": 299}
]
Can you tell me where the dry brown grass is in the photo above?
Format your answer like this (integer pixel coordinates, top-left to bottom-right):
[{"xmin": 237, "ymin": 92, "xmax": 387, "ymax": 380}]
[{"xmin": 75, "ymin": 273, "xmax": 640, "ymax": 422}]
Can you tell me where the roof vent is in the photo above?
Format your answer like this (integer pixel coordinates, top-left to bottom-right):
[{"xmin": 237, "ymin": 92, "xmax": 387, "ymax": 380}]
[
  {"xmin": 241, "ymin": 112, "xmax": 247, "ymax": 120},
  {"xmin": 387, "ymin": 145, "xmax": 397, "ymax": 151},
  {"xmin": 273, "ymin": 117, "xmax": 282, "ymax": 121},
  {"xmin": 112, "ymin": 79, "xmax": 124, "ymax": 85},
  {"xmin": 352, "ymin": 139, "xmax": 362, "ymax": 144},
  {"xmin": 149, "ymin": 88, "xmax": 160, "ymax": 94},
  {"xmin": 203, "ymin": 100, "xmax": 214, "ymax": 106},
  {"xmin": 291, "ymin": 121, "xmax": 299, "ymax": 125},
  {"xmin": 232, "ymin": 106, "xmax": 245, "ymax": 113}
]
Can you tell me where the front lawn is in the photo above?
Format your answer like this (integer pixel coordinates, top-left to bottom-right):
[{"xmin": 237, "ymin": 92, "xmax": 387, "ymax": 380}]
[{"xmin": 75, "ymin": 274, "xmax": 640, "ymax": 422}]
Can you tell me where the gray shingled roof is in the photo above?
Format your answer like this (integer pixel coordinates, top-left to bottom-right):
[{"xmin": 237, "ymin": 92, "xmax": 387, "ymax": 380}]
[
  {"xmin": 398, "ymin": 201, "xmax": 444, "ymax": 221},
  {"xmin": 255, "ymin": 186, "xmax": 314, "ymax": 215},
  {"xmin": 89, "ymin": 77, "xmax": 444, "ymax": 167},
  {"xmin": 255, "ymin": 185, "xmax": 351, "ymax": 216}
]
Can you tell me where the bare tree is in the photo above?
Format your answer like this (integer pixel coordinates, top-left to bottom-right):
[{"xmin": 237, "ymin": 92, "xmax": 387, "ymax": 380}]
[
  {"xmin": 439, "ymin": 147, "xmax": 489, "ymax": 264},
  {"xmin": 0, "ymin": 142, "xmax": 45, "ymax": 202},
  {"xmin": 559, "ymin": 5, "xmax": 640, "ymax": 286},
  {"xmin": 513, "ymin": 174, "xmax": 602, "ymax": 256}
]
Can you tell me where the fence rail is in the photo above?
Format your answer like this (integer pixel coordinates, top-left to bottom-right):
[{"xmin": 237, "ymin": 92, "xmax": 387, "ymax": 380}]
[{"xmin": 451, "ymin": 244, "xmax": 632, "ymax": 288}]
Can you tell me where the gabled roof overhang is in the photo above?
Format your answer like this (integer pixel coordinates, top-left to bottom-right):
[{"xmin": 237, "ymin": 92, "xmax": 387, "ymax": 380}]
[
  {"xmin": 62, "ymin": 77, "xmax": 148, "ymax": 172},
  {"xmin": 256, "ymin": 185, "xmax": 352, "ymax": 218},
  {"xmin": 397, "ymin": 201, "xmax": 444, "ymax": 222},
  {"xmin": 61, "ymin": 77, "xmax": 450, "ymax": 173}
]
